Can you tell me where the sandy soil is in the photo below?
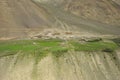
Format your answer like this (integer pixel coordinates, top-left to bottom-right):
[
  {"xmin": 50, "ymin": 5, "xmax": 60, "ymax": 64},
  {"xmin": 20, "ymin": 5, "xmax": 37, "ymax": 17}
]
[{"xmin": 0, "ymin": 50, "xmax": 120, "ymax": 80}]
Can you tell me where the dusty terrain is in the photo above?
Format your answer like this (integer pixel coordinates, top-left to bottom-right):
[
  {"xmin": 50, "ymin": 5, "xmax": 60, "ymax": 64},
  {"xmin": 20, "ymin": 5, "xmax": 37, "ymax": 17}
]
[
  {"xmin": 0, "ymin": 0, "xmax": 120, "ymax": 39},
  {"xmin": 0, "ymin": 50, "xmax": 120, "ymax": 80},
  {"xmin": 0, "ymin": 0, "xmax": 120, "ymax": 80}
]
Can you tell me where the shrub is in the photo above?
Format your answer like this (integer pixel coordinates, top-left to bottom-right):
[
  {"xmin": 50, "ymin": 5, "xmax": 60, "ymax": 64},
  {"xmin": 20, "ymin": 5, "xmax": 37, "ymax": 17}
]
[{"xmin": 102, "ymin": 48, "xmax": 114, "ymax": 53}]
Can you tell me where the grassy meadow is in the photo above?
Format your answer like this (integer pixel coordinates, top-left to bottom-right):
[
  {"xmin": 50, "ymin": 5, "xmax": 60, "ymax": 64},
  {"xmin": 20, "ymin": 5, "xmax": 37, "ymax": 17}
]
[{"xmin": 0, "ymin": 39, "xmax": 119, "ymax": 59}]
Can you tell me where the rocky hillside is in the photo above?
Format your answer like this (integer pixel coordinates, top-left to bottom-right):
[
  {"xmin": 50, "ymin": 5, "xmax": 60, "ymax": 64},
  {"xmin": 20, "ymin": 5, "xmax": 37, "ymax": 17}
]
[
  {"xmin": 0, "ymin": 0, "xmax": 120, "ymax": 39},
  {"xmin": 38, "ymin": 0, "xmax": 120, "ymax": 25},
  {"xmin": 0, "ymin": 50, "xmax": 120, "ymax": 80},
  {"xmin": 0, "ymin": 0, "xmax": 120, "ymax": 80},
  {"xmin": 63, "ymin": 0, "xmax": 120, "ymax": 25},
  {"xmin": 0, "ymin": 38, "xmax": 120, "ymax": 80}
]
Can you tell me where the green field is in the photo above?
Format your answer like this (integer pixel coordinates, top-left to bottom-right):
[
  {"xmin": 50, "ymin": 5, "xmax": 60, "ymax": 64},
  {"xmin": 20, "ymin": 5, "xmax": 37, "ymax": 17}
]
[
  {"xmin": 0, "ymin": 39, "xmax": 119, "ymax": 58},
  {"xmin": 70, "ymin": 41, "xmax": 118, "ymax": 52}
]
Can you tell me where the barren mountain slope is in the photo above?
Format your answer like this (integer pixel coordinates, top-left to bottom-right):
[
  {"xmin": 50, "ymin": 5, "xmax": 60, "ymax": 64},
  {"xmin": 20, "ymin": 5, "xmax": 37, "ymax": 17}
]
[
  {"xmin": 0, "ymin": 1, "xmax": 120, "ymax": 80},
  {"xmin": 0, "ymin": 50, "xmax": 120, "ymax": 80},
  {"xmin": 0, "ymin": 0, "xmax": 120, "ymax": 39},
  {"xmin": 62, "ymin": 0, "xmax": 120, "ymax": 25},
  {"xmin": 0, "ymin": 0, "xmax": 51, "ymax": 38}
]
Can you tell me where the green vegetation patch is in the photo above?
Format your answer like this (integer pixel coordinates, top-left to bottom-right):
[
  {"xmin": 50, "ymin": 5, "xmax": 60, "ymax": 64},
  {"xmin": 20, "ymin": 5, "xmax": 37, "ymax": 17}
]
[
  {"xmin": 0, "ymin": 39, "xmax": 66, "ymax": 58},
  {"xmin": 111, "ymin": 38, "xmax": 120, "ymax": 47},
  {"xmin": 0, "ymin": 39, "xmax": 119, "ymax": 58},
  {"xmin": 0, "ymin": 39, "xmax": 62, "ymax": 51},
  {"xmin": 50, "ymin": 46, "xmax": 68, "ymax": 57},
  {"xmin": 70, "ymin": 41, "xmax": 119, "ymax": 52}
]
